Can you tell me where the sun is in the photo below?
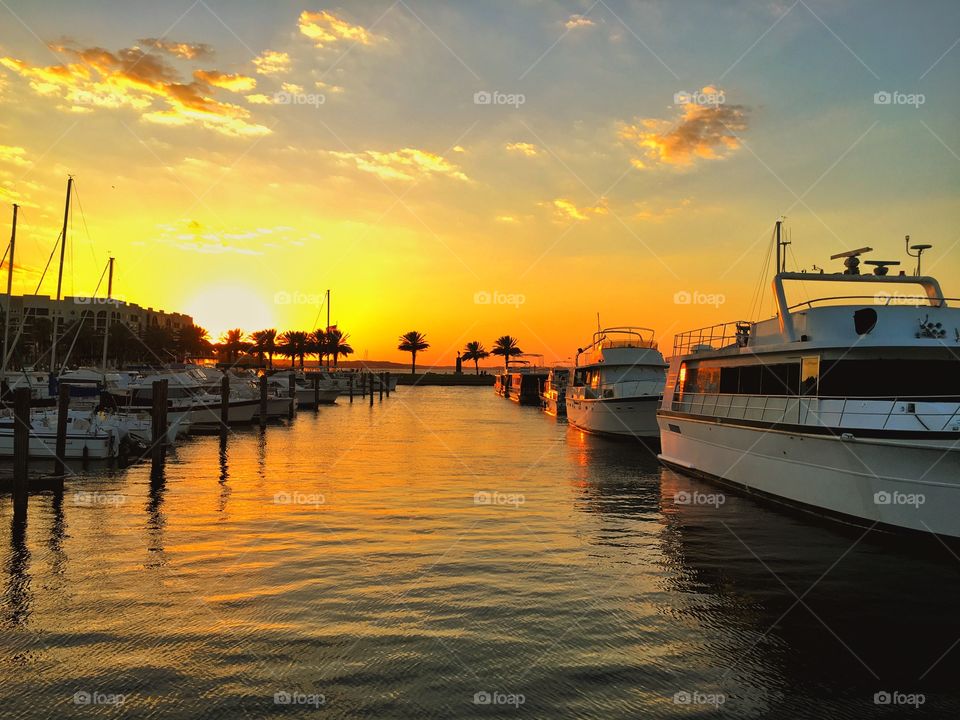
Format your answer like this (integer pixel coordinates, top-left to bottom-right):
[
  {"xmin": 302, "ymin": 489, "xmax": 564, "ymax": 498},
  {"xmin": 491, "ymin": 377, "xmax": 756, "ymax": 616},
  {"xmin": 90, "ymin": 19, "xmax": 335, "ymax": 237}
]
[{"xmin": 183, "ymin": 283, "xmax": 275, "ymax": 340}]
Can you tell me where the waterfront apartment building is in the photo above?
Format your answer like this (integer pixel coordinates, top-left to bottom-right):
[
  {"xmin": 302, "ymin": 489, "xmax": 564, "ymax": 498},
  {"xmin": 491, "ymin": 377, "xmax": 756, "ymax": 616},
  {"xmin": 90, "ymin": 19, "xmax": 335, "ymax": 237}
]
[{"xmin": 0, "ymin": 293, "xmax": 193, "ymax": 338}]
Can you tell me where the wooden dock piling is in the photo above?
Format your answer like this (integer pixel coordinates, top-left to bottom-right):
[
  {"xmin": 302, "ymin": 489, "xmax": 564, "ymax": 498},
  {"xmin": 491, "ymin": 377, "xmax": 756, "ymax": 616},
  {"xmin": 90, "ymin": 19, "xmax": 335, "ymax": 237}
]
[
  {"xmin": 259, "ymin": 375, "xmax": 268, "ymax": 427},
  {"xmin": 54, "ymin": 384, "xmax": 70, "ymax": 477},
  {"xmin": 288, "ymin": 373, "xmax": 296, "ymax": 418},
  {"xmin": 369, "ymin": 372, "xmax": 374, "ymax": 406},
  {"xmin": 379, "ymin": 372, "xmax": 384, "ymax": 402},
  {"xmin": 151, "ymin": 379, "xmax": 168, "ymax": 465},
  {"xmin": 313, "ymin": 375, "xmax": 319, "ymax": 408},
  {"xmin": 385, "ymin": 372, "xmax": 390, "ymax": 397},
  {"xmin": 349, "ymin": 374, "xmax": 354, "ymax": 403},
  {"xmin": 12, "ymin": 387, "xmax": 29, "ymax": 502},
  {"xmin": 220, "ymin": 373, "xmax": 230, "ymax": 434}
]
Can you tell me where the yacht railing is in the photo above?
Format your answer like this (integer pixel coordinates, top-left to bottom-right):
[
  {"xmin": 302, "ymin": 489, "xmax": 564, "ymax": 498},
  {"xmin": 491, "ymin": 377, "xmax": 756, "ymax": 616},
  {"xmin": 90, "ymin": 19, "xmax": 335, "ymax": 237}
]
[
  {"xmin": 787, "ymin": 295, "xmax": 960, "ymax": 310},
  {"xmin": 672, "ymin": 321, "xmax": 751, "ymax": 357},
  {"xmin": 671, "ymin": 392, "xmax": 960, "ymax": 433}
]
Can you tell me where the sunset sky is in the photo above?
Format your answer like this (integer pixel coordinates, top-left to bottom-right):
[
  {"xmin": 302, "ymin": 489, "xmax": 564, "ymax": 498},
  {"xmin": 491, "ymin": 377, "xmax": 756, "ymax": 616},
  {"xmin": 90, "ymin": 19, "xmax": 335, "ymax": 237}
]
[{"xmin": 1, "ymin": 0, "xmax": 958, "ymax": 364}]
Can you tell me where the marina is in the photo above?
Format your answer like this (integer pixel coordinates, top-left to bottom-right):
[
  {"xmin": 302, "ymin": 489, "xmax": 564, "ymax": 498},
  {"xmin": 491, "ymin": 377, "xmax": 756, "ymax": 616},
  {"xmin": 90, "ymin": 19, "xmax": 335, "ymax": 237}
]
[{"xmin": 2, "ymin": 1, "xmax": 959, "ymax": 716}]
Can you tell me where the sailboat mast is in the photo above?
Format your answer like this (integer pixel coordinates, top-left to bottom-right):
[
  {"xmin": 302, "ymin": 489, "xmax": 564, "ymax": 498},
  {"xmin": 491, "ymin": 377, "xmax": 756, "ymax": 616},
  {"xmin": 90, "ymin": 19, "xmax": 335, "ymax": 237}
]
[
  {"xmin": 51, "ymin": 176, "xmax": 72, "ymax": 371},
  {"xmin": 326, "ymin": 288, "xmax": 330, "ymax": 329},
  {"xmin": 3, "ymin": 204, "xmax": 17, "ymax": 376},
  {"xmin": 775, "ymin": 219, "xmax": 782, "ymax": 274},
  {"xmin": 100, "ymin": 256, "xmax": 114, "ymax": 370}
]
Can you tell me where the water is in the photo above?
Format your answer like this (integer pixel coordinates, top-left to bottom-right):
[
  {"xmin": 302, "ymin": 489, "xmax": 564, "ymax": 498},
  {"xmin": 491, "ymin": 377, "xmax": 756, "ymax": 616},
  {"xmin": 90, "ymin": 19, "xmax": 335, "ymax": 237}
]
[{"xmin": 1, "ymin": 387, "xmax": 959, "ymax": 718}]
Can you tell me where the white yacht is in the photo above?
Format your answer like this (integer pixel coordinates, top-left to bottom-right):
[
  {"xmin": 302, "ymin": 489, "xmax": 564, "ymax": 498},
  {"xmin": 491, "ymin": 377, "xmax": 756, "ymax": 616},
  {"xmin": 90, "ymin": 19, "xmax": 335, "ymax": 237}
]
[
  {"xmin": 269, "ymin": 371, "xmax": 339, "ymax": 408},
  {"xmin": 540, "ymin": 368, "xmax": 571, "ymax": 418},
  {"xmin": 566, "ymin": 327, "xmax": 667, "ymax": 439},
  {"xmin": 657, "ymin": 235, "xmax": 960, "ymax": 538},
  {"xmin": 0, "ymin": 409, "xmax": 116, "ymax": 459}
]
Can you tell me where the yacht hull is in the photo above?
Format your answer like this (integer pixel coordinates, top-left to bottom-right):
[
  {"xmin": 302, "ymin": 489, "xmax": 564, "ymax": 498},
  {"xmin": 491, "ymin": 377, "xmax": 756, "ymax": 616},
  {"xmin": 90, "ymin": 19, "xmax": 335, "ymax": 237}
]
[
  {"xmin": 0, "ymin": 431, "xmax": 114, "ymax": 459},
  {"xmin": 566, "ymin": 396, "xmax": 660, "ymax": 438},
  {"xmin": 657, "ymin": 412, "xmax": 960, "ymax": 538}
]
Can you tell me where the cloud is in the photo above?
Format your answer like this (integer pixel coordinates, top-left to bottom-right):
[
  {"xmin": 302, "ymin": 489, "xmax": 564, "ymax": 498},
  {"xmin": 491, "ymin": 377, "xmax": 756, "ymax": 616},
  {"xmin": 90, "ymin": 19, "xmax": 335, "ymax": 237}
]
[
  {"xmin": 298, "ymin": 10, "xmax": 375, "ymax": 47},
  {"xmin": 495, "ymin": 215, "xmax": 519, "ymax": 224},
  {"xmin": 328, "ymin": 148, "xmax": 469, "ymax": 182},
  {"xmin": 0, "ymin": 145, "xmax": 32, "ymax": 168},
  {"xmin": 505, "ymin": 142, "xmax": 539, "ymax": 157},
  {"xmin": 138, "ymin": 38, "xmax": 213, "ymax": 60},
  {"xmin": 193, "ymin": 69, "xmax": 256, "ymax": 93},
  {"xmin": 552, "ymin": 197, "xmax": 608, "ymax": 222},
  {"xmin": 253, "ymin": 50, "xmax": 291, "ymax": 76},
  {"xmin": 157, "ymin": 219, "xmax": 265, "ymax": 255},
  {"xmin": 281, "ymin": 82, "xmax": 304, "ymax": 94},
  {"xmin": 565, "ymin": 15, "xmax": 595, "ymax": 30},
  {"xmin": 1, "ymin": 45, "xmax": 271, "ymax": 138},
  {"xmin": 245, "ymin": 93, "xmax": 274, "ymax": 105},
  {"xmin": 619, "ymin": 89, "xmax": 748, "ymax": 167},
  {"xmin": 315, "ymin": 79, "xmax": 344, "ymax": 94}
]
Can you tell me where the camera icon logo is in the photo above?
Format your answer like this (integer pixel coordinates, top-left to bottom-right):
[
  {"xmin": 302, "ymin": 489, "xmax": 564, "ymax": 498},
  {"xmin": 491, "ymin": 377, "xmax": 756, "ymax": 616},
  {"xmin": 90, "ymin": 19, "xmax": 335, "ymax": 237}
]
[
  {"xmin": 674, "ymin": 491, "xmax": 691, "ymax": 505},
  {"xmin": 473, "ymin": 290, "xmax": 492, "ymax": 305},
  {"xmin": 873, "ymin": 91, "xmax": 892, "ymax": 105},
  {"xmin": 874, "ymin": 491, "xmax": 892, "ymax": 505},
  {"xmin": 673, "ymin": 290, "xmax": 692, "ymax": 305},
  {"xmin": 73, "ymin": 691, "xmax": 91, "ymax": 705},
  {"xmin": 473, "ymin": 691, "xmax": 492, "ymax": 705},
  {"xmin": 474, "ymin": 91, "xmax": 492, "ymax": 105}
]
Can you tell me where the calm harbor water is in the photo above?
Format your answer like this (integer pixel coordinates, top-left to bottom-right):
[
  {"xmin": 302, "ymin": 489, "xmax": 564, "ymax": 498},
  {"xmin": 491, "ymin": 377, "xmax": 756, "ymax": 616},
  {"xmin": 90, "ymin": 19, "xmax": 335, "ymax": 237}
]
[{"xmin": 2, "ymin": 386, "xmax": 959, "ymax": 718}]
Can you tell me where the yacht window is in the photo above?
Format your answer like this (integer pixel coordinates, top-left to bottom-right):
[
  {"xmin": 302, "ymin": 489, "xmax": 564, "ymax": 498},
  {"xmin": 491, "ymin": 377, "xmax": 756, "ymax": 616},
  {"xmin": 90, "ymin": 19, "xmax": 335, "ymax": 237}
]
[
  {"xmin": 800, "ymin": 356, "xmax": 819, "ymax": 396},
  {"xmin": 819, "ymin": 359, "xmax": 960, "ymax": 398}
]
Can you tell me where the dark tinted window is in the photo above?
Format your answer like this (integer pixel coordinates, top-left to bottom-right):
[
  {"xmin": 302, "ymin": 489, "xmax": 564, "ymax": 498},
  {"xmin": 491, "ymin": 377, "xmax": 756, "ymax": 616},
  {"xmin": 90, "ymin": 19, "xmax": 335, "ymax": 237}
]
[{"xmin": 819, "ymin": 360, "xmax": 960, "ymax": 398}]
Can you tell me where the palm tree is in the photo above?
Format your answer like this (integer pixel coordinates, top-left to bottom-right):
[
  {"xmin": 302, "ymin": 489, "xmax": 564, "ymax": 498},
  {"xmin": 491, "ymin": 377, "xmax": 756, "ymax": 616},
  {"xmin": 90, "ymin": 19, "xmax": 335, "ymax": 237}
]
[
  {"xmin": 219, "ymin": 328, "xmax": 249, "ymax": 364},
  {"xmin": 398, "ymin": 331, "xmax": 429, "ymax": 374},
  {"xmin": 310, "ymin": 329, "xmax": 328, "ymax": 368},
  {"xmin": 325, "ymin": 328, "xmax": 353, "ymax": 367},
  {"xmin": 279, "ymin": 330, "xmax": 309, "ymax": 369},
  {"xmin": 250, "ymin": 329, "xmax": 278, "ymax": 369},
  {"xmin": 491, "ymin": 335, "xmax": 523, "ymax": 369},
  {"xmin": 177, "ymin": 323, "xmax": 211, "ymax": 361},
  {"xmin": 462, "ymin": 341, "xmax": 490, "ymax": 375}
]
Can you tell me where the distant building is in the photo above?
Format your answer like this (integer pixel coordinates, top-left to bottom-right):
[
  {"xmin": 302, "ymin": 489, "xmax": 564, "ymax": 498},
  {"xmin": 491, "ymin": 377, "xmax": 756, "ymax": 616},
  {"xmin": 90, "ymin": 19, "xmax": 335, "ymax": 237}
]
[{"xmin": 0, "ymin": 294, "xmax": 193, "ymax": 338}]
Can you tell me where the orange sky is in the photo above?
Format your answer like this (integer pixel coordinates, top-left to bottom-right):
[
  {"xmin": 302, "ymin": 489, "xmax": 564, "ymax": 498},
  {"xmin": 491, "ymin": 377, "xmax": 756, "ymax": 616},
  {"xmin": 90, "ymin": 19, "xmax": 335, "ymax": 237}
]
[{"xmin": 1, "ymin": 2, "xmax": 957, "ymax": 365}]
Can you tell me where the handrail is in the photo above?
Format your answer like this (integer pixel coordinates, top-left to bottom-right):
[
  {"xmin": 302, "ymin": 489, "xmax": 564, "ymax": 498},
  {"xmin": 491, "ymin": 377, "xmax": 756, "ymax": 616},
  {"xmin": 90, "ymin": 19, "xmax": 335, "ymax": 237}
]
[
  {"xmin": 787, "ymin": 295, "xmax": 960, "ymax": 310},
  {"xmin": 672, "ymin": 320, "xmax": 751, "ymax": 357}
]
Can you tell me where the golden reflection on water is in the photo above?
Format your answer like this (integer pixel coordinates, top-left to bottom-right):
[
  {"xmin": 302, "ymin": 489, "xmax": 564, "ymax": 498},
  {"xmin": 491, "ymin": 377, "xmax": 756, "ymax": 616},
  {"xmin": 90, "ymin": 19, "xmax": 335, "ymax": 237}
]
[{"xmin": 1, "ymin": 388, "xmax": 959, "ymax": 718}]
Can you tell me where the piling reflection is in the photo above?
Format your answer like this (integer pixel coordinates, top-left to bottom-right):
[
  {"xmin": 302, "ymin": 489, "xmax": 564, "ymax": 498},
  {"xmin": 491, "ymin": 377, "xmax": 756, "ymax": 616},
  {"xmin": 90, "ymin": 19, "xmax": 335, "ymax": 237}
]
[
  {"xmin": 145, "ymin": 461, "xmax": 167, "ymax": 567},
  {"xmin": 5, "ymin": 499, "xmax": 30, "ymax": 628}
]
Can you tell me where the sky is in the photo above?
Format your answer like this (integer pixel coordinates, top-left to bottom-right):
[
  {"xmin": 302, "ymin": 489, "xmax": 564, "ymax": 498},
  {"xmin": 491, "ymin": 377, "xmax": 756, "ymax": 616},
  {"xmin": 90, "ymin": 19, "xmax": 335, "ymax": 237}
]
[{"xmin": 0, "ymin": 0, "xmax": 958, "ymax": 365}]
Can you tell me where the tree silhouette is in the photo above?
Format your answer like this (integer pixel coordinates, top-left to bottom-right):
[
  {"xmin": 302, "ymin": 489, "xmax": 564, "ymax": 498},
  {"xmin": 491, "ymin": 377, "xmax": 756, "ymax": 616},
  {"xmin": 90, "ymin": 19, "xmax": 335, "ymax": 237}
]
[
  {"xmin": 462, "ymin": 341, "xmax": 490, "ymax": 375},
  {"xmin": 397, "ymin": 331, "xmax": 429, "ymax": 374}
]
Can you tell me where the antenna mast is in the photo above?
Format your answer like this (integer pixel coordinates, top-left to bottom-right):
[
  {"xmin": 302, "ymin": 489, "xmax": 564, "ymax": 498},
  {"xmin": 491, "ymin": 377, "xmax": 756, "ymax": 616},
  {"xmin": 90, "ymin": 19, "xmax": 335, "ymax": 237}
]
[
  {"xmin": 51, "ymin": 176, "xmax": 72, "ymax": 371},
  {"xmin": 3, "ymin": 204, "xmax": 17, "ymax": 376}
]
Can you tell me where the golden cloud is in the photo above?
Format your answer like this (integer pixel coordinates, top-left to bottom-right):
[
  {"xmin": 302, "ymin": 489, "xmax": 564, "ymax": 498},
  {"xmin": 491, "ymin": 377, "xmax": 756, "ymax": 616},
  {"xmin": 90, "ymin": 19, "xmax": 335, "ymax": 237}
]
[
  {"xmin": 138, "ymin": 38, "xmax": 213, "ymax": 60},
  {"xmin": 565, "ymin": 15, "xmax": 595, "ymax": 30},
  {"xmin": 328, "ymin": 148, "xmax": 468, "ymax": 182},
  {"xmin": 253, "ymin": 50, "xmax": 291, "ymax": 76},
  {"xmin": 619, "ymin": 92, "xmax": 748, "ymax": 167},
  {"xmin": 1, "ymin": 46, "xmax": 270, "ymax": 138},
  {"xmin": 552, "ymin": 197, "xmax": 608, "ymax": 222},
  {"xmin": 298, "ymin": 10, "xmax": 375, "ymax": 47},
  {"xmin": 0, "ymin": 145, "xmax": 32, "ymax": 168},
  {"xmin": 505, "ymin": 142, "xmax": 539, "ymax": 157},
  {"xmin": 193, "ymin": 69, "xmax": 256, "ymax": 93}
]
